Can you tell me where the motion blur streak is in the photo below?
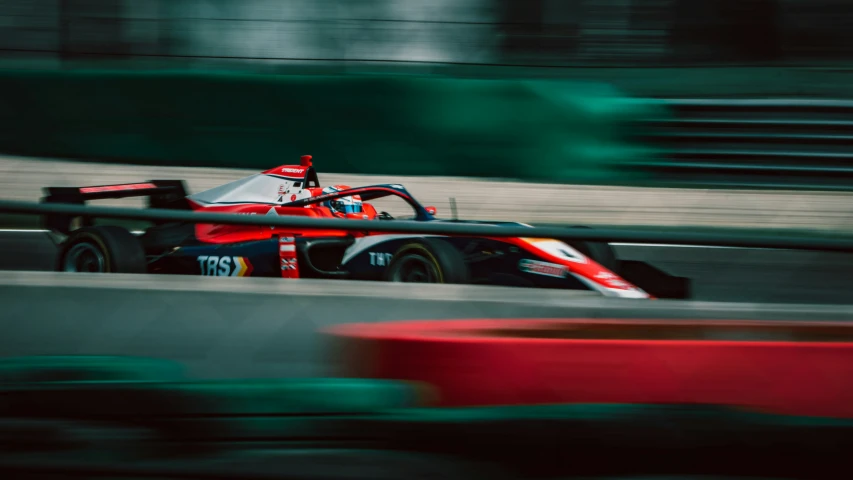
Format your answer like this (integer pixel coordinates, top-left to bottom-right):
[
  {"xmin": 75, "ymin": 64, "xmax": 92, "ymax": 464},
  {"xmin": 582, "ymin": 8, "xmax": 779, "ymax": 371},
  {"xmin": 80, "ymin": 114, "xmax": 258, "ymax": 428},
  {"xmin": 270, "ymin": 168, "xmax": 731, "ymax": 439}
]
[{"xmin": 3, "ymin": 0, "xmax": 851, "ymax": 69}]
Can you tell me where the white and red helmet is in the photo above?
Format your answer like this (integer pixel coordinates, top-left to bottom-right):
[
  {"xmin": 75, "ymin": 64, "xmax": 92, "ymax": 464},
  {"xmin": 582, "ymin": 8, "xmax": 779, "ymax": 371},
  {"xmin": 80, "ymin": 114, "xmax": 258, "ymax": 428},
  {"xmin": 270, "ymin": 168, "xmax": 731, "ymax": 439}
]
[{"xmin": 319, "ymin": 185, "xmax": 363, "ymax": 218}]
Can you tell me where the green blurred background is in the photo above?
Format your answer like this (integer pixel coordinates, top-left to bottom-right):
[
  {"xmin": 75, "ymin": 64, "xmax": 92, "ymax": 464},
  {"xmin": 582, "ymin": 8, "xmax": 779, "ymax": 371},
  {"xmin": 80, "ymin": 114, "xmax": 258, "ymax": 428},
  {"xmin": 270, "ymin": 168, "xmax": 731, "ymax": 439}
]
[{"xmin": 2, "ymin": 0, "xmax": 852, "ymax": 185}]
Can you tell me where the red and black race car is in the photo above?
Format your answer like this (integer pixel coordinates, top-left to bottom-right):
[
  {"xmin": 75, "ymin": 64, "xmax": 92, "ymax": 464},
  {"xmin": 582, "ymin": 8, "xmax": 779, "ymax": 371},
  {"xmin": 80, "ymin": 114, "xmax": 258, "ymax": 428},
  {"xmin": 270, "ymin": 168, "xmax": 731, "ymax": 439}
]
[{"xmin": 42, "ymin": 156, "xmax": 689, "ymax": 299}]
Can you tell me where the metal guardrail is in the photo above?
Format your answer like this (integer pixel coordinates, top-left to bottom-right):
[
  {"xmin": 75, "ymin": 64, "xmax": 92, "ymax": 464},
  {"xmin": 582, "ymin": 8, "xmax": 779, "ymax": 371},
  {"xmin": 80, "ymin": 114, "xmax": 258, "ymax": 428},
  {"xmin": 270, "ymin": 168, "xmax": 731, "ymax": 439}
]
[
  {"xmin": 1, "ymin": 199, "xmax": 853, "ymax": 253},
  {"xmin": 630, "ymin": 99, "xmax": 853, "ymax": 190}
]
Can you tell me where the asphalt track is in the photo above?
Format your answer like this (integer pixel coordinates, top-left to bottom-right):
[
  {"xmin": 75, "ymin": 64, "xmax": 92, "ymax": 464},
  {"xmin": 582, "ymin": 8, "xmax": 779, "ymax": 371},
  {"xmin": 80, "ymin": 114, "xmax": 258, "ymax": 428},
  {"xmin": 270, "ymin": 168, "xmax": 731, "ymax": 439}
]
[{"xmin": 2, "ymin": 230, "xmax": 853, "ymax": 305}]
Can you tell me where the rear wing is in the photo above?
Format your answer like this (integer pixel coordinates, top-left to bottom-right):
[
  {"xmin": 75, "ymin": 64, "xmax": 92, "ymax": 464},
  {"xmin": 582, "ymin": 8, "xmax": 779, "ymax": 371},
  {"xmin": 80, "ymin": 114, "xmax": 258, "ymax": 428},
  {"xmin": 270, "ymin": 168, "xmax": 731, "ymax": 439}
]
[{"xmin": 41, "ymin": 180, "xmax": 190, "ymax": 234}]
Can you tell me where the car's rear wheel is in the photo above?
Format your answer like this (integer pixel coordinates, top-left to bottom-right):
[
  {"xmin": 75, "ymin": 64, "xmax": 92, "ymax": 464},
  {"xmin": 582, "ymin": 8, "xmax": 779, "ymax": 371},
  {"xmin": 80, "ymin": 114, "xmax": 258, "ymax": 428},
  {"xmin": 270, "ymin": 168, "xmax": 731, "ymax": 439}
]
[
  {"xmin": 57, "ymin": 226, "xmax": 147, "ymax": 274},
  {"xmin": 383, "ymin": 238, "xmax": 469, "ymax": 284}
]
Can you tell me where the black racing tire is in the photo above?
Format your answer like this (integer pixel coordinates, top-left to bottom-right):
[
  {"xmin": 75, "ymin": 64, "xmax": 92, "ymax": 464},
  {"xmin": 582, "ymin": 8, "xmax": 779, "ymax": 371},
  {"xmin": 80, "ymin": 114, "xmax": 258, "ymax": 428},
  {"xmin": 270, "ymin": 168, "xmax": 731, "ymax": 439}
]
[
  {"xmin": 56, "ymin": 226, "xmax": 147, "ymax": 274},
  {"xmin": 383, "ymin": 238, "xmax": 470, "ymax": 284},
  {"xmin": 567, "ymin": 225, "xmax": 620, "ymax": 274}
]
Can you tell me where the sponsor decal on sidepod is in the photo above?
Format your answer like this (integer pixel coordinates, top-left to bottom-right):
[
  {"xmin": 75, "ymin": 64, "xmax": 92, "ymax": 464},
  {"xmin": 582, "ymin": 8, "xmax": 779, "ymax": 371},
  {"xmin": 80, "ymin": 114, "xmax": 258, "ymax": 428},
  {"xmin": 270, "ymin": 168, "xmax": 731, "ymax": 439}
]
[
  {"xmin": 197, "ymin": 256, "xmax": 253, "ymax": 277},
  {"xmin": 518, "ymin": 259, "xmax": 568, "ymax": 278}
]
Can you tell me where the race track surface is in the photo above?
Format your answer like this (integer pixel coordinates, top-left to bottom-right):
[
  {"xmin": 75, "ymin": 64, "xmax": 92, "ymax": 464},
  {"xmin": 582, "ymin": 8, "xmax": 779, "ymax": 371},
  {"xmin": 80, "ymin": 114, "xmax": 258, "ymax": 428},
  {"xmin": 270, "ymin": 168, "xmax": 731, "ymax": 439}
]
[{"xmin": 2, "ymin": 230, "xmax": 853, "ymax": 305}]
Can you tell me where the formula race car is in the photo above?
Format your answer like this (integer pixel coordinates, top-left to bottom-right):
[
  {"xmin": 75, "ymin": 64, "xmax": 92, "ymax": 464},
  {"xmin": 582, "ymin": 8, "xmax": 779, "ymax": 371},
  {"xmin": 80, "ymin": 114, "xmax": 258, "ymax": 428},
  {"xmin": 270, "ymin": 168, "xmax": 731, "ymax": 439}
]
[{"xmin": 42, "ymin": 155, "xmax": 689, "ymax": 299}]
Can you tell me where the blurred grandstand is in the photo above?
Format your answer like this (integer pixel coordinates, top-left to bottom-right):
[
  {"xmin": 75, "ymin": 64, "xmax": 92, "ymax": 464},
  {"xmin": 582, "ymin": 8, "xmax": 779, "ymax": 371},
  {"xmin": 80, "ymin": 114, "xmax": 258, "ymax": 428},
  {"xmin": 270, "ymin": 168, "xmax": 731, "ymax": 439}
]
[
  {"xmin": 0, "ymin": 0, "xmax": 849, "ymax": 69},
  {"xmin": 4, "ymin": 0, "xmax": 853, "ymax": 99}
]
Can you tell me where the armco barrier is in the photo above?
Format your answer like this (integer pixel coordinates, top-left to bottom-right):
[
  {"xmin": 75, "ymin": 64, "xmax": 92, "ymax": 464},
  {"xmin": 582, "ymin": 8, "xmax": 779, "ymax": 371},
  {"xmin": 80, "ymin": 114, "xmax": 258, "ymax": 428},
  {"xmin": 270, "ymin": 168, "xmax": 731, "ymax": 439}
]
[
  {"xmin": 3, "ymin": 199, "xmax": 853, "ymax": 252},
  {"xmin": 325, "ymin": 319, "xmax": 853, "ymax": 418},
  {"xmin": 0, "ymin": 70, "xmax": 659, "ymax": 184},
  {"xmin": 632, "ymin": 98, "xmax": 853, "ymax": 190}
]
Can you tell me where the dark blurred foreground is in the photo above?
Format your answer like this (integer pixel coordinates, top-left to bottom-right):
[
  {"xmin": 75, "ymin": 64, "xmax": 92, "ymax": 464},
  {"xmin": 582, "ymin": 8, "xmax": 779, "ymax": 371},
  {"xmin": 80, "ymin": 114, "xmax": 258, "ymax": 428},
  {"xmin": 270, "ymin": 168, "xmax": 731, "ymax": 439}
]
[{"xmin": 0, "ymin": 355, "xmax": 851, "ymax": 479}]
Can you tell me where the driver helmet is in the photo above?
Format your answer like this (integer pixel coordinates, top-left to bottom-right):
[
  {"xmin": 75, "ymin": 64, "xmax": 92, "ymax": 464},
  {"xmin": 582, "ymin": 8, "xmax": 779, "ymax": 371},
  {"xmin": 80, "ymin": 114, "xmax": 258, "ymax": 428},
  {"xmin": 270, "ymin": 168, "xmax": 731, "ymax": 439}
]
[{"xmin": 321, "ymin": 185, "xmax": 363, "ymax": 218}]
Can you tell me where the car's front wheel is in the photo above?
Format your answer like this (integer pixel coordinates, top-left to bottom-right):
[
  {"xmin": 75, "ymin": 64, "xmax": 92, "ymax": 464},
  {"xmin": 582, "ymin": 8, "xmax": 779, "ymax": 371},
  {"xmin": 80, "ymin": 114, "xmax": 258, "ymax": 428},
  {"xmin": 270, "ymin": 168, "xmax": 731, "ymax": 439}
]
[{"xmin": 383, "ymin": 238, "xmax": 469, "ymax": 284}]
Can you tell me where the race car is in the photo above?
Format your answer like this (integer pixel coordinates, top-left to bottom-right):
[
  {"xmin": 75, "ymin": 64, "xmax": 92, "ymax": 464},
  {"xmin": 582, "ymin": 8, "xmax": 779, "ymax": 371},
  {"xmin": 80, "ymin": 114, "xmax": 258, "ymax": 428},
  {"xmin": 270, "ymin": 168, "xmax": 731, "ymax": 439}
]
[{"xmin": 41, "ymin": 155, "xmax": 689, "ymax": 299}]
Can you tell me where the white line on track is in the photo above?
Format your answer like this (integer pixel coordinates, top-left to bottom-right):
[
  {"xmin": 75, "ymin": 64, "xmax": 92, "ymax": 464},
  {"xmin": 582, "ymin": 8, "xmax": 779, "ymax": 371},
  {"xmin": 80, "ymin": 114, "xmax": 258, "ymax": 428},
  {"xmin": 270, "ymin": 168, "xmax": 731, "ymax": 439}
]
[{"xmin": 609, "ymin": 243, "xmax": 750, "ymax": 249}]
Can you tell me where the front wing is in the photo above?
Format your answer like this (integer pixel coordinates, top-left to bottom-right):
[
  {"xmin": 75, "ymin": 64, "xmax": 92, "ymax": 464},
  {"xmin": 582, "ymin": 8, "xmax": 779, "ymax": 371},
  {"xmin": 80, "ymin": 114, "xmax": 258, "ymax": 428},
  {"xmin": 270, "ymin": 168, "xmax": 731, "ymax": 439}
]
[{"xmin": 339, "ymin": 235, "xmax": 690, "ymax": 299}]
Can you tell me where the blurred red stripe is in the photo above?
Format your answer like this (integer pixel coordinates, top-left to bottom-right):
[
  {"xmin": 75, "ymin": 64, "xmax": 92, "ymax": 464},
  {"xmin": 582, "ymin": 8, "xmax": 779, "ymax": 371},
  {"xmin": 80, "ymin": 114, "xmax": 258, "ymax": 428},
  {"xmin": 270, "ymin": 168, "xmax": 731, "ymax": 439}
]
[{"xmin": 326, "ymin": 319, "xmax": 853, "ymax": 418}]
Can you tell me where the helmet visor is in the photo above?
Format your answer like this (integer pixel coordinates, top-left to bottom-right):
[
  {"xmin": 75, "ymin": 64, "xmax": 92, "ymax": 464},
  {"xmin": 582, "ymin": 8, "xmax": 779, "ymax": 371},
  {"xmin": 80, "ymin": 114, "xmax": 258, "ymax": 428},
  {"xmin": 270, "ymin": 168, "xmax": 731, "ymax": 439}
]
[{"xmin": 330, "ymin": 199, "xmax": 363, "ymax": 214}]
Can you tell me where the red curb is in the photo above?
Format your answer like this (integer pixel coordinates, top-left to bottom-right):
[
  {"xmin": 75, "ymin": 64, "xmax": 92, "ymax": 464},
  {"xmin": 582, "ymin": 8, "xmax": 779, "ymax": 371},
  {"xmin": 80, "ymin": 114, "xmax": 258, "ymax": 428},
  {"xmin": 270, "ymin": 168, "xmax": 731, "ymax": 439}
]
[{"xmin": 325, "ymin": 318, "xmax": 853, "ymax": 418}]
